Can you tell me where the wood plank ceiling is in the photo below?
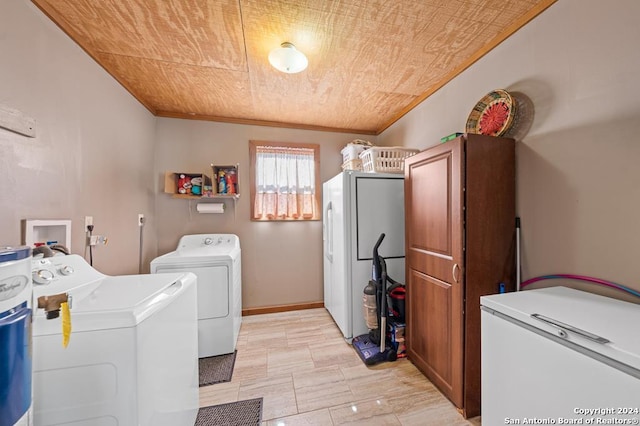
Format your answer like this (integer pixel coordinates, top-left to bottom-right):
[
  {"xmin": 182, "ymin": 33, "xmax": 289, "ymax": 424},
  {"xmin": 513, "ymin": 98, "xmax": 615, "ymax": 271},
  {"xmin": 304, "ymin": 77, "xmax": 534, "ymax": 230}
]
[{"xmin": 32, "ymin": 0, "xmax": 555, "ymax": 135}]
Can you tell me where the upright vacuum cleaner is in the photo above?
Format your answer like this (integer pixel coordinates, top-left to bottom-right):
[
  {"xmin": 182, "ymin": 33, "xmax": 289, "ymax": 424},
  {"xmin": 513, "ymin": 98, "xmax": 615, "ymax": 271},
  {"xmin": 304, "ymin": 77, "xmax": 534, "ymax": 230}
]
[{"xmin": 352, "ymin": 233, "xmax": 406, "ymax": 366}]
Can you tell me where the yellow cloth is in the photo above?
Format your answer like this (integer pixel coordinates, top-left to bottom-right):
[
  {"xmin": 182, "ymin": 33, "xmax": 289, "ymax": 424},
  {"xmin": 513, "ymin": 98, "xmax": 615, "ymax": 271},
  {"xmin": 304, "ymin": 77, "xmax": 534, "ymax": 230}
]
[{"xmin": 61, "ymin": 301, "xmax": 71, "ymax": 348}]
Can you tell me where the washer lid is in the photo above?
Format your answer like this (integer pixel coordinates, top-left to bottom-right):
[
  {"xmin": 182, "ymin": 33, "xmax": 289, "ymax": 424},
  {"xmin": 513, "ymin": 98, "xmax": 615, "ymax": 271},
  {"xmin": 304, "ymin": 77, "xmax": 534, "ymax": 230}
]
[
  {"xmin": 481, "ymin": 286, "xmax": 640, "ymax": 371},
  {"xmin": 33, "ymin": 272, "xmax": 196, "ymax": 335},
  {"xmin": 0, "ymin": 246, "xmax": 31, "ymax": 264}
]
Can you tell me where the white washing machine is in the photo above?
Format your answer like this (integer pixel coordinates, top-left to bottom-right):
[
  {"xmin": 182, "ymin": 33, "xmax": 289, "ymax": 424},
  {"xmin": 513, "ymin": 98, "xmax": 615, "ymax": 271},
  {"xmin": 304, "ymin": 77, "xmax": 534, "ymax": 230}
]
[
  {"xmin": 31, "ymin": 254, "xmax": 199, "ymax": 426},
  {"xmin": 151, "ymin": 234, "xmax": 242, "ymax": 358},
  {"xmin": 0, "ymin": 246, "xmax": 33, "ymax": 426}
]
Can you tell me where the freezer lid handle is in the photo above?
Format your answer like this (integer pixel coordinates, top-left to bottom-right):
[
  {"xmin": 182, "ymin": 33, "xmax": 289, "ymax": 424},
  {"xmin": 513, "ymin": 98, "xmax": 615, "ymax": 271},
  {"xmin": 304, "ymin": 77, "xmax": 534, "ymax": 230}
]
[{"xmin": 531, "ymin": 313, "xmax": 610, "ymax": 344}]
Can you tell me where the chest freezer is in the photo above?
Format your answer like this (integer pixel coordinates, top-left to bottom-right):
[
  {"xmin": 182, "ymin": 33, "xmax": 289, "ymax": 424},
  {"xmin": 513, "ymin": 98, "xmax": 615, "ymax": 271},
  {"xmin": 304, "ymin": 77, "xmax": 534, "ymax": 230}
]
[{"xmin": 481, "ymin": 286, "xmax": 640, "ymax": 424}]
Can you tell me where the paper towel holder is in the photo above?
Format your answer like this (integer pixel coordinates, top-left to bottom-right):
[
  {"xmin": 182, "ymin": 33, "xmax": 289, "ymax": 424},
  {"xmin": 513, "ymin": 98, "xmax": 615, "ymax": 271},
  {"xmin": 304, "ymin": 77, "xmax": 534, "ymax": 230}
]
[{"xmin": 196, "ymin": 202, "xmax": 226, "ymax": 214}]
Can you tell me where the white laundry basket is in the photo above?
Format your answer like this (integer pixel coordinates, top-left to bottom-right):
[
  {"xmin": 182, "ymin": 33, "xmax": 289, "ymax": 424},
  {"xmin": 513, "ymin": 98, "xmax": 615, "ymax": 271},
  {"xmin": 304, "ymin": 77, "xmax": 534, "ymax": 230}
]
[{"xmin": 359, "ymin": 147, "xmax": 420, "ymax": 173}]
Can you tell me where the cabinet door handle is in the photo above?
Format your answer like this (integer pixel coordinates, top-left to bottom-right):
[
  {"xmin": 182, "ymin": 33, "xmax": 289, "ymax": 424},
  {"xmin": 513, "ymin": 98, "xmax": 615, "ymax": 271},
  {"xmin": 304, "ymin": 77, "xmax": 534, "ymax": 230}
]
[{"xmin": 452, "ymin": 263, "xmax": 460, "ymax": 283}]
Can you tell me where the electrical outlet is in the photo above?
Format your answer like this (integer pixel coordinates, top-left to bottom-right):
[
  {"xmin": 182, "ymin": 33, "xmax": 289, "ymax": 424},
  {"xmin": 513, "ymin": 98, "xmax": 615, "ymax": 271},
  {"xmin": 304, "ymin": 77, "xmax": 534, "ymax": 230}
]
[
  {"xmin": 88, "ymin": 235, "xmax": 108, "ymax": 246},
  {"xmin": 85, "ymin": 216, "xmax": 93, "ymax": 229},
  {"xmin": 138, "ymin": 214, "xmax": 145, "ymax": 227}
]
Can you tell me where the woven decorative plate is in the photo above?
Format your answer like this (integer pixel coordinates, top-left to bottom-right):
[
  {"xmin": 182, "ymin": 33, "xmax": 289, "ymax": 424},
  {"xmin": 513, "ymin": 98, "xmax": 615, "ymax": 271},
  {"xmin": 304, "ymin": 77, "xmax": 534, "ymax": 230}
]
[{"xmin": 465, "ymin": 89, "xmax": 517, "ymax": 136}]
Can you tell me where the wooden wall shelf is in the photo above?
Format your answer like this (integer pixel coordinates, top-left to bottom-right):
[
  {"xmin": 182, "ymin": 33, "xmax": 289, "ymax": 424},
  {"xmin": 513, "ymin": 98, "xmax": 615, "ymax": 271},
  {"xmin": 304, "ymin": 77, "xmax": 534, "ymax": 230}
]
[
  {"xmin": 163, "ymin": 172, "xmax": 212, "ymax": 199},
  {"xmin": 163, "ymin": 163, "xmax": 240, "ymax": 203}
]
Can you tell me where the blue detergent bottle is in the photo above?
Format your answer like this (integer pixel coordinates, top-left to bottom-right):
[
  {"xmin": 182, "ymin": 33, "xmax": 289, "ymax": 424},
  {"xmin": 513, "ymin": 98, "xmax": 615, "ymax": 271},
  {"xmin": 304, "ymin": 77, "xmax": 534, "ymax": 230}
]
[{"xmin": 218, "ymin": 171, "xmax": 227, "ymax": 194}]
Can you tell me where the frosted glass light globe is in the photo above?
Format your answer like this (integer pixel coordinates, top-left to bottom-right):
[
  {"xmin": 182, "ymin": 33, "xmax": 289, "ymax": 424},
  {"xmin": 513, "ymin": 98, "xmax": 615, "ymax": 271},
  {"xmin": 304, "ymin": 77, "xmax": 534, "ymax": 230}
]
[{"xmin": 268, "ymin": 42, "xmax": 308, "ymax": 74}]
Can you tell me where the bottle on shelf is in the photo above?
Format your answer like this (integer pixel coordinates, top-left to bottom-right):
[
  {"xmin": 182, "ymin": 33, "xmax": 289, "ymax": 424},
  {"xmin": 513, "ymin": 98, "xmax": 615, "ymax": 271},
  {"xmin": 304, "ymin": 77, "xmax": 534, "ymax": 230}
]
[
  {"xmin": 218, "ymin": 170, "xmax": 227, "ymax": 194},
  {"xmin": 226, "ymin": 170, "xmax": 236, "ymax": 194}
]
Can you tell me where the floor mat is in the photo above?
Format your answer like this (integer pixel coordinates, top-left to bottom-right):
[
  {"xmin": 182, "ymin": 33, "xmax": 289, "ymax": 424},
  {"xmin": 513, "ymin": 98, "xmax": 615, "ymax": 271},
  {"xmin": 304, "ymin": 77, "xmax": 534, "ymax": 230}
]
[
  {"xmin": 199, "ymin": 350, "xmax": 237, "ymax": 387},
  {"xmin": 195, "ymin": 398, "xmax": 263, "ymax": 426}
]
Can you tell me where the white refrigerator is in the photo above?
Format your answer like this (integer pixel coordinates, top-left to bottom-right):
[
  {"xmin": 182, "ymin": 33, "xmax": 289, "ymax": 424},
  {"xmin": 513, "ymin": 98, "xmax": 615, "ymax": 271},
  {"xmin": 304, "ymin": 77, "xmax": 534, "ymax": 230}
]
[{"xmin": 322, "ymin": 171, "xmax": 405, "ymax": 341}]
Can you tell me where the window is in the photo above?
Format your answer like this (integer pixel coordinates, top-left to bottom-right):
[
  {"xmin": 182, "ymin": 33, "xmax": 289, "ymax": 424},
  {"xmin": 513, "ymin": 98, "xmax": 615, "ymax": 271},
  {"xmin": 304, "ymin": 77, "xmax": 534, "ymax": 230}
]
[{"xmin": 249, "ymin": 140, "xmax": 320, "ymax": 221}]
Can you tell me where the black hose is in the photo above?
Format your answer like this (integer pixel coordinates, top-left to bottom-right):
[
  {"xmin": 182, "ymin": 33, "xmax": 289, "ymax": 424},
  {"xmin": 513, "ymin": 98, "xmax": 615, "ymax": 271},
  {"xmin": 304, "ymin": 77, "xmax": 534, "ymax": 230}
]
[
  {"xmin": 33, "ymin": 245, "xmax": 54, "ymax": 258},
  {"xmin": 50, "ymin": 244, "xmax": 70, "ymax": 255}
]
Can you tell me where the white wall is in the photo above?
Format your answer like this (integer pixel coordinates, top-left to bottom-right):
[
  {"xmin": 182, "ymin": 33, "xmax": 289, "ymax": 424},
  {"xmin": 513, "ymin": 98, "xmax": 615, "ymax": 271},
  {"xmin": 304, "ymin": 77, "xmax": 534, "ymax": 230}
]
[
  {"xmin": 0, "ymin": 2, "xmax": 158, "ymax": 274},
  {"xmin": 379, "ymin": 0, "xmax": 640, "ymax": 300},
  {"xmin": 154, "ymin": 118, "xmax": 374, "ymax": 308}
]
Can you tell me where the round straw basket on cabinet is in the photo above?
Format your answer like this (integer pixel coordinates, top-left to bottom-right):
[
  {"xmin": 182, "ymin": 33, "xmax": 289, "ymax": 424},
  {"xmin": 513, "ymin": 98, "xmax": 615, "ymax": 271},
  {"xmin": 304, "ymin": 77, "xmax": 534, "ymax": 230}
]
[{"xmin": 465, "ymin": 89, "xmax": 517, "ymax": 137}]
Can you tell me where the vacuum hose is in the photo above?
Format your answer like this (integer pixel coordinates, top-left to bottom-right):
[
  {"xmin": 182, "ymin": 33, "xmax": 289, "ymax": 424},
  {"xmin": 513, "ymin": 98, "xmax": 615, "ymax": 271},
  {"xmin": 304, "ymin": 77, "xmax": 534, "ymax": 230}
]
[{"xmin": 372, "ymin": 233, "xmax": 385, "ymax": 281}]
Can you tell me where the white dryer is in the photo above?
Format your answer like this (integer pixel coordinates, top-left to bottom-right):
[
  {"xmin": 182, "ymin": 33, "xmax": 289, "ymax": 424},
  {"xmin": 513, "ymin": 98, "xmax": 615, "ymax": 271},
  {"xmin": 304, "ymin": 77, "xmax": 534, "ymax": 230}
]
[
  {"xmin": 151, "ymin": 234, "xmax": 242, "ymax": 358},
  {"xmin": 31, "ymin": 255, "xmax": 199, "ymax": 426}
]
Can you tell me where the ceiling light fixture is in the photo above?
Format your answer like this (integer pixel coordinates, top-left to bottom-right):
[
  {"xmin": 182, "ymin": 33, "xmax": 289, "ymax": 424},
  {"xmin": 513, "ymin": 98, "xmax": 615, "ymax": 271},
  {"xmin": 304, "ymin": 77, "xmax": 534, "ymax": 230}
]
[{"xmin": 268, "ymin": 42, "xmax": 308, "ymax": 74}]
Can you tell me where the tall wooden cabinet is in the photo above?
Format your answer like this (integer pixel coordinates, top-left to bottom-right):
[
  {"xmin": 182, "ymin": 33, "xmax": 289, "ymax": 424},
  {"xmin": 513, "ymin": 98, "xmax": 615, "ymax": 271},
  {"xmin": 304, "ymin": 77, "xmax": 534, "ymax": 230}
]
[{"xmin": 404, "ymin": 133, "xmax": 515, "ymax": 418}]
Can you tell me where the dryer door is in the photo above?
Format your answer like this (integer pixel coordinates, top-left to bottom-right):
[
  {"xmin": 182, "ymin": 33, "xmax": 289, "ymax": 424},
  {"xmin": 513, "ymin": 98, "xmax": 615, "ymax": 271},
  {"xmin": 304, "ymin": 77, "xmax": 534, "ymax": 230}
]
[{"xmin": 154, "ymin": 264, "xmax": 229, "ymax": 319}]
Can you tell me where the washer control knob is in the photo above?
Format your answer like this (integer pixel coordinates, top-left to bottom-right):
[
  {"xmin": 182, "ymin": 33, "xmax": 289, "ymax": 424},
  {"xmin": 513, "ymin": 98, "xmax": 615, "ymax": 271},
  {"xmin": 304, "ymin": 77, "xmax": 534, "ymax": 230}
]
[
  {"xmin": 33, "ymin": 269, "xmax": 55, "ymax": 285},
  {"xmin": 59, "ymin": 265, "xmax": 74, "ymax": 276},
  {"xmin": 204, "ymin": 238, "xmax": 213, "ymax": 245}
]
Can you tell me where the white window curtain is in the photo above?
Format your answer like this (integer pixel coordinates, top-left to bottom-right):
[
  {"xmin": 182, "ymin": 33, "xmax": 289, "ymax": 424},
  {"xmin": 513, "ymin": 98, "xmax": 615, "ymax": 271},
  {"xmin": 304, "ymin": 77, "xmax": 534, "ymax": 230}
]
[{"xmin": 254, "ymin": 145, "xmax": 316, "ymax": 219}]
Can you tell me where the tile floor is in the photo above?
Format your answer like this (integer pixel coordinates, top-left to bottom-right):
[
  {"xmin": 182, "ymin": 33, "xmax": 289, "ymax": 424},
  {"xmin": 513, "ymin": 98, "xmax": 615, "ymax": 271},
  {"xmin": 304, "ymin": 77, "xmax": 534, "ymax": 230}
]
[{"xmin": 199, "ymin": 308, "xmax": 482, "ymax": 425}]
